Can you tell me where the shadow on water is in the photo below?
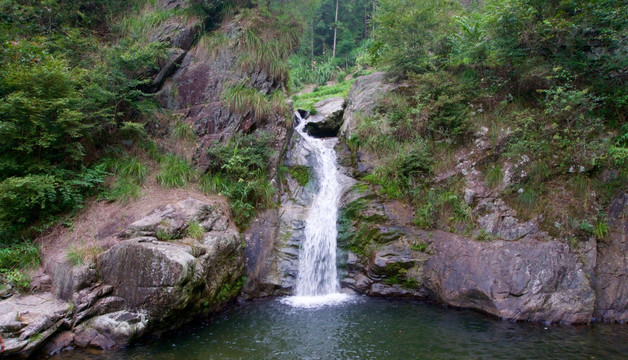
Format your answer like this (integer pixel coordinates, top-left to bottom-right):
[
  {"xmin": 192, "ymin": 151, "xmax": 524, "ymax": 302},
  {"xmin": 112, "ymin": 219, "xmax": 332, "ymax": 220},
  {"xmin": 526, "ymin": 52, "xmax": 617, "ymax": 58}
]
[{"xmin": 50, "ymin": 297, "xmax": 628, "ymax": 360}]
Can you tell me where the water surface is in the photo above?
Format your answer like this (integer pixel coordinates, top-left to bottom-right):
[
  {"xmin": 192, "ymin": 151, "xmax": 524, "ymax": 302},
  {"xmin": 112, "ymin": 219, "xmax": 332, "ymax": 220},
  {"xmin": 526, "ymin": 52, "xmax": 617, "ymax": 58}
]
[{"xmin": 51, "ymin": 297, "xmax": 628, "ymax": 360}]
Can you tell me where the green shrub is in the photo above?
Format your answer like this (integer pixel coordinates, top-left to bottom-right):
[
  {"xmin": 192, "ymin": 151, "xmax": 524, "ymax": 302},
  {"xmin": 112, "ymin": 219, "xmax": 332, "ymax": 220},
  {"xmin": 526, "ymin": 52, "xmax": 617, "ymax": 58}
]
[
  {"xmin": 413, "ymin": 187, "xmax": 472, "ymax": 231},
  {"xmin": 516, "ymin": 188, "xmax": 536, "ymax": 211},
  {"xmin": 205, "ymin": 132, "xmax": 276, "ymax": 228},
  {"xmin": 0, "ymin": 241, "xmax": 40, "ymax": 292},
  {"xmin": 156, "ymin": 228, "xmax": 174, "ymax": 241},
  {"xmin": 594, "ymin": 218, "xmax": 609, "ymax": 240},
  {"xmin": 2, "ymin": 269, "xmax": 31, "ymax": 292},
  {"xmin": 364, "ymin": 143, "xmax": 433, "ymax": 199},
  {"xmin": 288, "ymin": 165, "xmax": 310, "ymax": 186},
  {"xmin": 410, "ymin": 242, "xmax": 428, "ymax": 252},
  {"xmin": 0, "ymin": 242, "xmax": 40, "ymax": 272},
  {"xmin": 120, "ymin": 122, "xmax": 148, "ymax": 142}
]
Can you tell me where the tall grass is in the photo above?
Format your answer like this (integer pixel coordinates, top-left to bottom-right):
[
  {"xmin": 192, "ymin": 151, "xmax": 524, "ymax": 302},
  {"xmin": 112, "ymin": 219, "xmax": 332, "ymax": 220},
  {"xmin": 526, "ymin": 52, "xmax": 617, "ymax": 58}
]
[
  {"xmin": 485, "ymin": 165, "xmax": 503, "ymax": 189},
  {"xmin": 107, "ymin": 177, "xmax": 142, "ymax": 203},
  {"xmin": 223, "ymin": 83, "xmax": 289, "ymax": 123},
  {"xmin": 292, "ymin": 80, "xmax": 353, "ymax": 112},
  {"xmin": 101, "ymin": 156, "xmax": 147, "ymax": 203},
  {"xmin": 235, "ymin": 8, "xmax": 301, "ymax": 88},
  {"xmin": 156, "ymin": 154, "xmax": 195, "ymax": 188},
  {"xmin": 171, "ymin": 119, "xmax": 196, "ymax": 141},
  {"xmin": 223, "ymin": 83, "xmax": 272, "ymax": 122},
  {"xmin": 66, "ymin": 245, "xmax": 103, "ymax": 266}
]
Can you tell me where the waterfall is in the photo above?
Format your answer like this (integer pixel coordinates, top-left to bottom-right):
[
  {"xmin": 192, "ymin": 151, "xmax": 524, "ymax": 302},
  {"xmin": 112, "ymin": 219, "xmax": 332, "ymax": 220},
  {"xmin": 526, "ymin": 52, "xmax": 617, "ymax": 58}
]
[{"xmin": 283, "ymin": 111, "xmax": 352, "ymax": 308}]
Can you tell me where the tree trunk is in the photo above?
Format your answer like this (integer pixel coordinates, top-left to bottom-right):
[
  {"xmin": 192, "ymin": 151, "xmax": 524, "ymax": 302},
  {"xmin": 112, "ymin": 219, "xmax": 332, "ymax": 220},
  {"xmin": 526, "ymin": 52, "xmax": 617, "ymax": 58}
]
[{"xmin": 332, "ymin": 0, "xmax": 339, "ymax": 58}]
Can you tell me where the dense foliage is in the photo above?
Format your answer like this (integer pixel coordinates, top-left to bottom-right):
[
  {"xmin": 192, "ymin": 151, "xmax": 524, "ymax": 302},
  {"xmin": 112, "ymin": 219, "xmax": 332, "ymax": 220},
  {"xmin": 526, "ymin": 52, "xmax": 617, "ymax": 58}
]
[
  {"xmin": 204, "ymin": 132, "xmax": 276, "ymax": 228},
  {"xmin": 357, "ymin": 0, "xmax": 627, "ymax": 238}
]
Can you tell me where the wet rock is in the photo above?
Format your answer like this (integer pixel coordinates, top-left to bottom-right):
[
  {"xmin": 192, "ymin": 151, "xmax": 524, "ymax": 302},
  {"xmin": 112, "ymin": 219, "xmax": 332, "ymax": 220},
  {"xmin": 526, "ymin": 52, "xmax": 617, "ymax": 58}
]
[
  {"xmin": 353, "ymin": 274, "xmax": 373, "ymax": 293},
  {"xmin": 346, "ymin": 251, "xmax": 363, "ymax": 271},
  {"xmin": 73, "ymin": 311, "xmax": 148, "ymax": 350},
  {"xmin": 42, "ymin": 331, "xmax": 74, "ymax": 356},
  {"xmin": 242, "ymin": 209, "xmax": 284, "ymax": 298},
  {"xmin": 249, "ymin": 97, "xmax": 344, "ymax": 297},
  {"xmin": 424, "ymin": 231, "xmax": 595, "ymax": 323},
  {"xmin": 303, "ymin": 97, "xmax": 345, "ymax": 138},
  {"xmin": 593, "ymin": 192, "xmax": 628, "ymax": 322},
  {"xmin": 369, "ymin": 283, "xmax": 416, "ymax": 297}
]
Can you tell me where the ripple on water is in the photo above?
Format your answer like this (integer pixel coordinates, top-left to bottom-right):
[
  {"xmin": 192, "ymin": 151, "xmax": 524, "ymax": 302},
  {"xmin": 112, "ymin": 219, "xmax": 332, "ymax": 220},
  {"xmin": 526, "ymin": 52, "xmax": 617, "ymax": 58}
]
[{"xmin": 48, "ymin": 298, "xmax": 628, "ymax": 360}]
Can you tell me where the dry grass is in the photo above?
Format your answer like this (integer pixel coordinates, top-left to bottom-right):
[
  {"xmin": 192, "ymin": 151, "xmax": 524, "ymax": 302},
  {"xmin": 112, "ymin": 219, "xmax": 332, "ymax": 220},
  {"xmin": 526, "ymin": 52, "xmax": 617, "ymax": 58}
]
[{"xmin": 38, "ymin": 179, "xmax": 228, "ymax": 268}]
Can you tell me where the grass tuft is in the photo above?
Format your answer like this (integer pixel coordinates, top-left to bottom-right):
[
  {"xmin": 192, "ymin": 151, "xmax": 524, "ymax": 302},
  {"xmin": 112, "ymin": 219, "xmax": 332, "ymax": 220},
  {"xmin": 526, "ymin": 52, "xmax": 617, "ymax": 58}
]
[
  {"xmin": 187, "ymin": 221, "xmax": 205, "ymax": 241},
  {"xmin": 66, "ymin": 245, "xmax": 103, "ymax": 266},
  {"xmin": 156, "ymin": 154, "xmax": 195, "ymax": 188}
]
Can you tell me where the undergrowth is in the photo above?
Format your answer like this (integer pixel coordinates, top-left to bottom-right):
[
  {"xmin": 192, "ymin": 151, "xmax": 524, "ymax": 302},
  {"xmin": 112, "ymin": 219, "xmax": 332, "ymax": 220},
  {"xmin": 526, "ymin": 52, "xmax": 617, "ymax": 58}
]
[{"xmin": 204, "ymin": 132, "xmax": 276, "ymax": 229}]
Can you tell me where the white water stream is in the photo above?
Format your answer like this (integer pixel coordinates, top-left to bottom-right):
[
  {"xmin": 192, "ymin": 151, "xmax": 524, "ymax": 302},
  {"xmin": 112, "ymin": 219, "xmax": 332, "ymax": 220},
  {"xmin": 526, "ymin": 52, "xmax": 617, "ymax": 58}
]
[{"xmin": 283, "ymin": 111, "xmax": 352, "ymax": 308}]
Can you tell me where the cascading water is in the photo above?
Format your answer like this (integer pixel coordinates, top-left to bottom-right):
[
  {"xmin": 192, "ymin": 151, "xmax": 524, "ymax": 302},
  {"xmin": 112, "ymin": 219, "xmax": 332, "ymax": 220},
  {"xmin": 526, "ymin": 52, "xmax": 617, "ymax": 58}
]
[{"xmin": 283, "ymin": 111, "xmax": 352, "ymax": 308}]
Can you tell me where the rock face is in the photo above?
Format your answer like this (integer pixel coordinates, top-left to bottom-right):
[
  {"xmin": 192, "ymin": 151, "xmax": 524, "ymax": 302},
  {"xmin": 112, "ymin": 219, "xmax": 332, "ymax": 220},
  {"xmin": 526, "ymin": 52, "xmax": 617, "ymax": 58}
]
[
  {"xmin": 339, "ymin": 72, "xmax": 398, "ymax": 137},
  {"xmin": 337, "ymin": 188, "xmax": 596, "ymax": 323},
  {"xmin": 0, "ymin": 198, "xmax": 244, "ymax": 357},
  {"xmin": 330, "ymin": 72, "xmax": 609, "ymax": 324},
  {"xmin": 424, "ymin": 232, "xmax": 595, "ymax": 323},
  {"xmin": 593, "ymin": 192, "xmax": 628, "ymax": 322},
  {"xmin": 154, "ymin": 20, "xmax": 288, "ymax": 171},
  {"xmin": 0, "ymin": 293, "xmax": 72, "ymax": 358}
]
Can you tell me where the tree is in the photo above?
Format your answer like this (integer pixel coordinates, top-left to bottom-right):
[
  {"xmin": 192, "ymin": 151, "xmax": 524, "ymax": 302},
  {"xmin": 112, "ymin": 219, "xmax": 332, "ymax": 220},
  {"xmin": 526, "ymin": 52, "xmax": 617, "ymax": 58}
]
[
  {"xmin": 332, "ymin": 0, "xmax": 339, "ymax": 57},
  {"xmin": 370, "ymin": 0, "xmax": 454, "ymax": 75}
]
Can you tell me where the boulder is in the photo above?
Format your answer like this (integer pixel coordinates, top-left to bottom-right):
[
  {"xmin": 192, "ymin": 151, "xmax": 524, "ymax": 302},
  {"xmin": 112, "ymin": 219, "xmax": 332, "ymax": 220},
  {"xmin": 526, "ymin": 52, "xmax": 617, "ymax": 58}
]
[
  {"xmin": 126, "ymin": 198, "xmax": 228, "ymax": 238},
  {"xmin": 424, "ymin": 231, "xmax": 595, "ymax": 323},
  {"xmin": 0, "ymin": 293, "xmax": 72, "ymax": 358},
  {"xmin": 73, "ymin": 311, "xmax": 148, "ymax": 350},
  {"xmin": 46, "ymin": 261, "xmax": 97, "ymax": 301},
  {"xmin": 303, "ymin": 97, "xmax": 345, "ymax": 138},
  {"xmin": 340, "ymin": 72, "xmax": 398, "ymax": 138},
  {"xmin": 97, "ymin": 228, "xmax": 244, "ymax": 331}
]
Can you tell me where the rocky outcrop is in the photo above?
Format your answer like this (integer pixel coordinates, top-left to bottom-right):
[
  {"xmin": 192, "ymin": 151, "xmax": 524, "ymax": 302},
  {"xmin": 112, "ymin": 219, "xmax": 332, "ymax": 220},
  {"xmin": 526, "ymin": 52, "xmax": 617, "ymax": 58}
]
[
  {"xmin": 154, "ymin": 20, "xmax": 289, "ymax": 171},
  {"xmin": 0, "ymin": 293, "xmax": 72, "ymax": 358},
  {"xmin": 593, "ymin": 192, "xmax": 628, "ymax": 322},
  {"xmin": 337, "ymin": 189, "xmax": 596, "ymax": 323},
  {"xmin": 339, "ymin": 72, "xmax": 398, "ymax": 138},
  {"xmin": 0, "ymin": 198, "xmax": 244, "ymax": 357},
  {"xmin": 303, "ymin": 97, "xmax": 345, "ymax": 138},
  {"xmin": 331, "ymin": 72, "xmax": 604, "ymax": 324},
  {"xmin": 424, "ymin": 232, "xmax": 595, "ymax": 323}
]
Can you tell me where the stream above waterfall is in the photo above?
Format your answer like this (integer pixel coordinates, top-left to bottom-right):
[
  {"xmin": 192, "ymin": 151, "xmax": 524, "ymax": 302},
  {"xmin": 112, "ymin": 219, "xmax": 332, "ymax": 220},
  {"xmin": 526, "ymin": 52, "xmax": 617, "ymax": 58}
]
[{"xmin": 50, "ymin": 297, "xmax": 628, "ymax": 360}]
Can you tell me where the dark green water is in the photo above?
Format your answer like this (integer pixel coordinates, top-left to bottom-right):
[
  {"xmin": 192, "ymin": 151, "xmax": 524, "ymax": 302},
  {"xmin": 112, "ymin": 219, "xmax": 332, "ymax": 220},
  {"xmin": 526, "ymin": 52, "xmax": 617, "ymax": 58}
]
[{"xmin": 52, "ymin": 297, "xmax": 628, "ymax": 360}]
